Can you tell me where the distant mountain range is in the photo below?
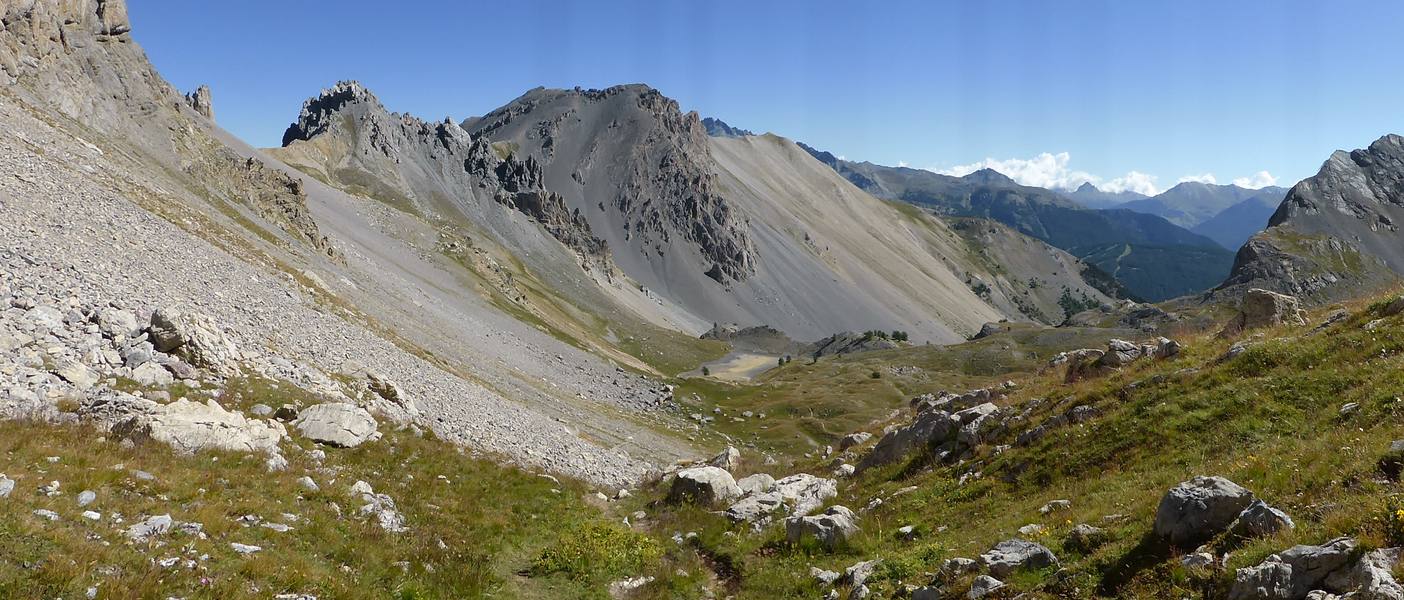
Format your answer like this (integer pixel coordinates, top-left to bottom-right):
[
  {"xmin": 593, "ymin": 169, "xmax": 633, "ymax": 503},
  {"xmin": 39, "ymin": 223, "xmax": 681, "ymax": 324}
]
[
  {"xmin": 1120, "ymin": 181, "xmax": 1288, "ymax": 230},
  {"xmin": 1066, "ymin": 181, "xmax": 1288, "ymax": 250},
  {"xmin": 1065, "ymin": 182, "xmax": 1147, "ymax": 209},
  {"xmin": 796, "ymin": 144, "xmax": 1235, "ymax": 302},
  {"xmin": 1189, "ymin": 192, "xmax": 1285, "ymax": 250}
]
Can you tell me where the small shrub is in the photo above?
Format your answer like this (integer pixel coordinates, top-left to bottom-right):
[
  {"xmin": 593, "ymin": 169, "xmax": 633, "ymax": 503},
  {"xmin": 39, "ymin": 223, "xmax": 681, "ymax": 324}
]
[
  {"xmin": 54, "ymin": 396, "xmax": 81, "ymax": 413},
  {"xmin": 870, "ymin": 371, "xmax": 881, "ymax": 379},
  {"xmin": 1382, "ymin": 497, "xmax": 1404, "ymax": 547},
  {"xmin": 532, "ymin": 522, "xmax": 662, "ymax": 582},
  {"xmin": 702, "ymin": 366, "xmax": 710, "ymax": 376}
]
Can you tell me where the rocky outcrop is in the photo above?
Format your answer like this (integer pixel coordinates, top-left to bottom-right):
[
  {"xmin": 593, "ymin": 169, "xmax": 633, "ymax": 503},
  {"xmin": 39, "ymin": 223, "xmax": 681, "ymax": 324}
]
[
  {"xmin": 1217, "ymin": 134, "xmax": 1404, "ymax": 302},
  {"xmin": 979, "ymin": 539, "xmax": 1059, "ymax": 578},
  {"xmin": 149, "ymin": 306, "xmax": 241, "ymax": 376},
  {"xmin": 1225, "ymin": 538, "xmax": 1402, "ymax": 600},
  {"xmin": 488, "ymin": 147, "xmax": 609, "ymax": 261},
  {"xmin": 857, "ymin": 407, "xmax": 958, "ymax": 472},
  {"xmin": 1060, "ymin": 337, "xmax": 1181, "ymax": 381},
  {"xmin": 668, "ymin": 466, "xmax": 741, "ymax": 505},
  {"xmin": 785, "ymin": 505, "xmax": 858, "ymax": 550},
  {"xmin": 293, "ymin": 403, "xmax": 379, "ymax": 448},
  {"xmin": 185, "ymin": 84, "xmax": 214, "ymax": 120},
  {"xmin": 1154, "ymin": 476, "xmax": 1256, "ymax": 547},
  {"xmin": 700, "ymin": 117, "xmax": 754, "ymax": 138},
  {"xmin": 803, "ymin": 331, "xmax": 902, "ymax": 358},
  {"xmin": 857, "ymin": 389, "xmax": 1012, "ymax": 472},
  {"xmin": 1221, "ymin": 288, "xmax": 1308, "ymax": 335},
  {"xmin": 114, "ymin": 398, "xmax": 286, "ymax": 456},
  {"xmin": 350, "ymin": 480, "xmax": 407, "ymax": 532}
]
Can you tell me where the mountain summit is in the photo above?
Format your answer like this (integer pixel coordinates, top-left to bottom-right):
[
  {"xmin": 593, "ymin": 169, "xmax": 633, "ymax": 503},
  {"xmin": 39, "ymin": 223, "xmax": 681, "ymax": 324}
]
[{"xmin": 1218, "ymin": 133, "xmax": 1404, "ymax": 301}]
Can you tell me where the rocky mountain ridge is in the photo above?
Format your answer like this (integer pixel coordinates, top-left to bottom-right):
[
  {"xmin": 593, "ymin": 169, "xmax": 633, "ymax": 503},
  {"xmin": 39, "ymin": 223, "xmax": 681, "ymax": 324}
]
[
  {"xmin": 466, "ymin": 84, "xmax": 757, "ymax": 284},
  {"xmin": 277, "ymin": 81, "xmax": 611, "ymax": 271},
  {"xmin": 1218, "ymin": 134, "xmax": 1404, "ymax": 302}
]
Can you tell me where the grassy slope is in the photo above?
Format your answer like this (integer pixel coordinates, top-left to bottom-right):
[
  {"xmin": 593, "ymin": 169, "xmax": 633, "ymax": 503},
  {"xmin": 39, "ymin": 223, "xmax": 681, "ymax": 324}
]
[
  {"xmin": 630, "ymin": 287, "xmax": 1404, "ymax": 599},
  {"xmin": 0, "ymin": 377, "xmax": 671, "ymax": 600},
  {"xmin": 672, "ymin": 324, "xmax": 1138, "ymax": 472}
]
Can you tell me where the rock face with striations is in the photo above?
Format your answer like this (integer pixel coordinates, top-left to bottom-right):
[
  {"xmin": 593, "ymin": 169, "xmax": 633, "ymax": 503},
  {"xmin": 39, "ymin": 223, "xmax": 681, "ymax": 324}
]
[
  {"xmin": 1218, "ymin": 134, "xmax": 1404, "ymax": 303},
  {"xmin": 465, "ymin": 85, "xmax": 756, "ymax": 284},
  {"xmin": 0, "ymin": 0, "xmax": 333, "ymax": 258}
]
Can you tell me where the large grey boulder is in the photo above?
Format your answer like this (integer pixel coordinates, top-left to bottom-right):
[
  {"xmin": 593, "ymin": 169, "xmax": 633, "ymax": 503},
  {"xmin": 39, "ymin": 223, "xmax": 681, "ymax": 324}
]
[
  {"xmin": 148, "ymin": 307, "xmax": 240, "ymax": 375},
  {"xmin": 1225, "ymin": 289, "xmax": 1308, "ymax": 335},
  {"xmin": 785, "ymin": 505, "xmax": 859, "ymax": 550},
  {"xmin": 1228, "ymin": 537, "xmax": 1357, "ymax": 600},
  {"xmin": 725, "ymin": 473, "xmax": 835, "ymax": 525},
  {"xmin": 293, "ymin": 403, "xmax": 379, "ymax": 448},
  {"xmin": 979, "ymin": 538, "xmax": 1059, "ymax": 578},
  {"xmin": 115, "ymin": 399, "xmax": 285, "ymax": 455},
  {"xmin": 736, "ymin": 473, "xmax": 775, "ymax": 495},
  {"xmin": 1097, "ymin": 338, "xmax": 1143, "ymax": 368},
  {"xmin": 668, "ymin": 466, "xmax": 741, "ymax": 505},
  {"xmin": 843, "ymin": 558, "xmax": 881, "ymax": 588},
  {"xmin": 1228, "ymin": 499, "xmax": 1295, "ymax": 539},
  {"xmin": 857, "ymin": 409, "xmax": 957, "ymax": 472},
  {"xmin": 130, "ymin": 362, "xmax": 173, "ymax": 387},
  {"xmin": 96, "ymin": 308, "xmax": 140, "ymax": 338},
  {"xmin": 967, "ymin": 575, "xmax": 1006, "ymax": 599},
  {"xmin": 773, "ymin": 473, "xmax": 837, "ymax": 516},
  {"xmin": 55, "ymin": 362, "xmax": 98, "ymax": 389},
  {"xmin": 724, "ymin": 491, "xmax": 785, "ymax": 524},
  {"xmin": 1154, "ymin": 476, "xmax": 1255, "ymax": 547}
]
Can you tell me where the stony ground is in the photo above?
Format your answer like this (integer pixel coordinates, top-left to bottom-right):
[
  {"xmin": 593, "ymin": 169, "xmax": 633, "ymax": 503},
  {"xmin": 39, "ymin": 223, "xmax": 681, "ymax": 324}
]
[{"xmin": 0, "ymin": 92, "xmax": 680, "ymax": 488}]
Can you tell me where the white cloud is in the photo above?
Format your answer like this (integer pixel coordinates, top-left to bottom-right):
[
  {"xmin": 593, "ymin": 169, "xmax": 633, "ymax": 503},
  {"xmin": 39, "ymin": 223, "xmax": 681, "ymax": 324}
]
[
  {"xmin": 897, "ymin": 160, "xmax": 909, "ymax": 168},
  {"xmin": 1100, "ymin": 171, "xmax": 1160, "ymax": 196},
  {"xmin": 1232, "ymin": 170, "xmax": 1278, "ymax": 189},
  {"xmin": 1177, "ymin": 173, "xmax": 1218, "ymax": 185},
  {"xmin": 933, "ymin": 152, "xmax": 1160, "ymax": 195}
]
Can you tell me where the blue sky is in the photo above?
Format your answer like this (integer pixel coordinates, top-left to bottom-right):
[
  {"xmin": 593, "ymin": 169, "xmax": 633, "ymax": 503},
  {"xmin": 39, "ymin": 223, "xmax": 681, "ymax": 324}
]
[{"xmin": 131, "ymin": 0, "xmax": 1404, "ymax": 195}]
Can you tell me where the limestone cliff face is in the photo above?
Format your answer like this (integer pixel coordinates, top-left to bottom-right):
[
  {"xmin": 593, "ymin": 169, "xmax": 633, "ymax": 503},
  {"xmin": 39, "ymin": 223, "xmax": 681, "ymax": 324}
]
[
  {"xmin": 1217, "ymin": 134, "xmax": 1404, "ymax": 302},
  {"xmin": 278, "ymin": 81, "xmax": 611, "ymax": 272},
  {"xmin": 466, "ymin": 84, "xmax": 757, "ymax": 284},
  {"xmin": 0, "ymin": 0, "xmax": 333, "ymax": 256}
]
